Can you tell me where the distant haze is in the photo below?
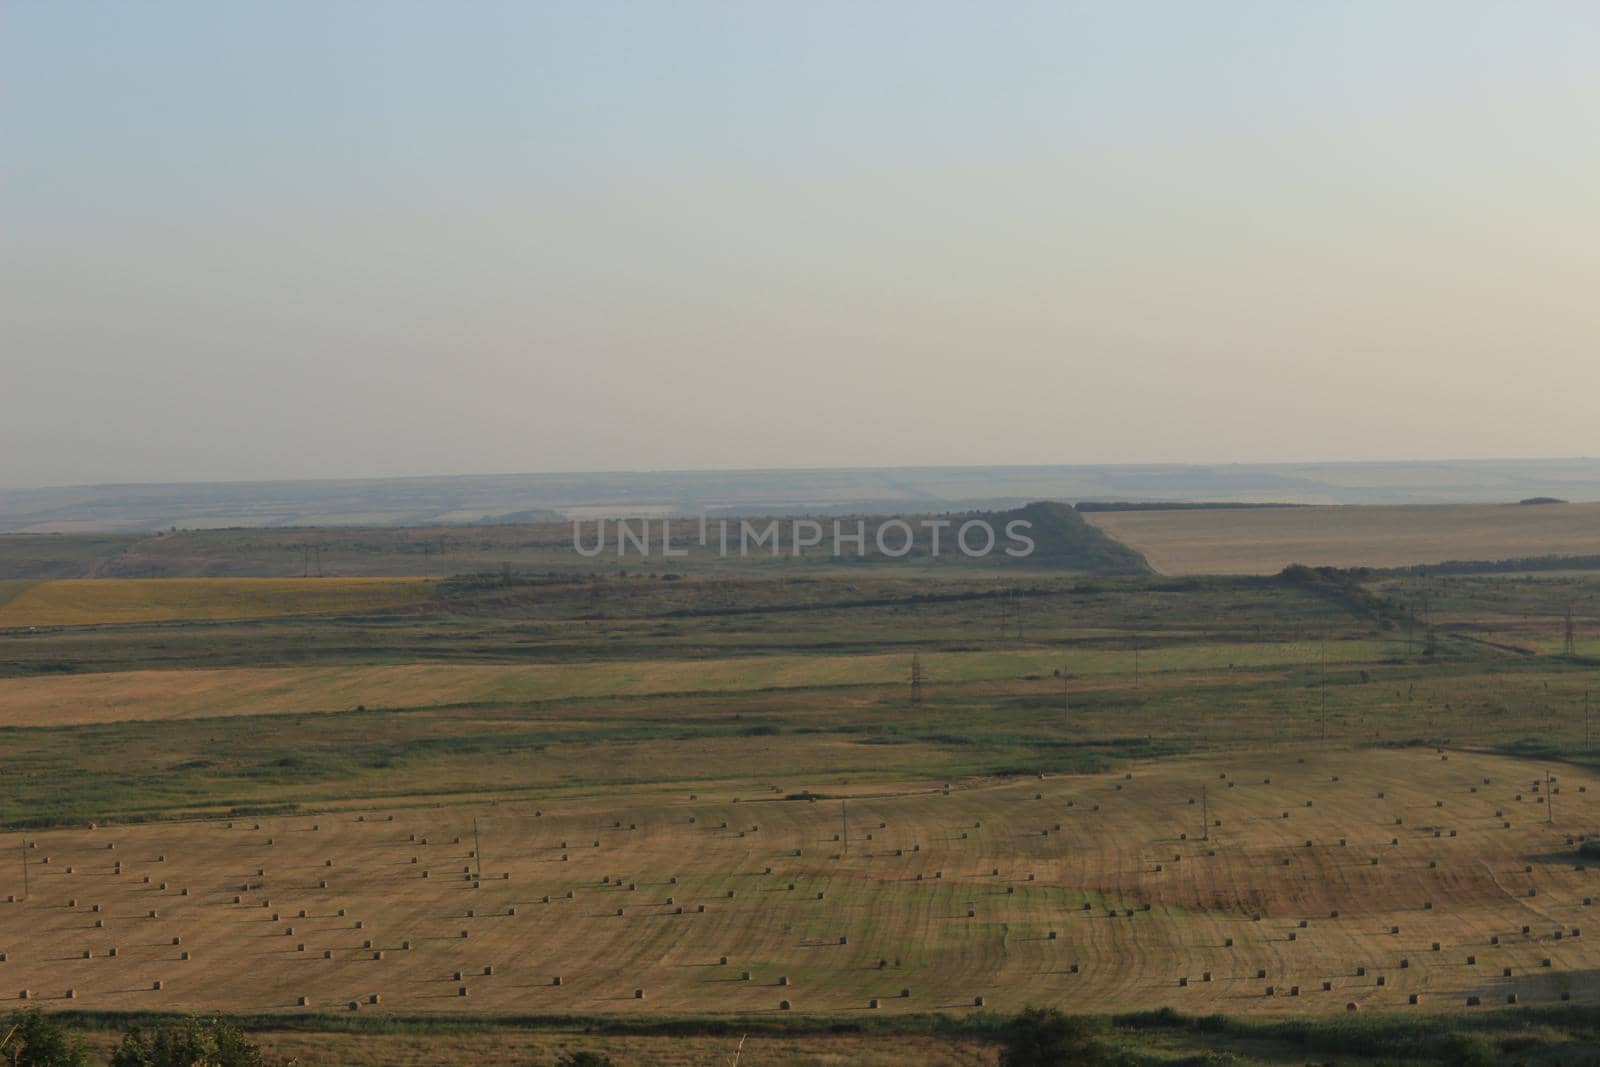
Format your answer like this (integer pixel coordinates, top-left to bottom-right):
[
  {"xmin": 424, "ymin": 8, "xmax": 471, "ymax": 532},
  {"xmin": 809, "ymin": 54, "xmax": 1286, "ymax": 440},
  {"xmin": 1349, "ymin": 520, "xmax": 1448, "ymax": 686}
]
[
  {"xmin": 4, "ymin": 3, "xmax": 1599, "ymax": 488},
  {"xmin": 4, "ymin": 459, "xmax": 1600, "ymax": 533}
]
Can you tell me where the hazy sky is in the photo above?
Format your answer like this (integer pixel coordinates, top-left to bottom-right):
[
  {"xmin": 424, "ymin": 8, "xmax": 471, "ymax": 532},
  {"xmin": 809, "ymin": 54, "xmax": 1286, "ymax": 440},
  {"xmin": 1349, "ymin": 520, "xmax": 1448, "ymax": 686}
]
[{"xmin": 3, "ymin": 2, "xmax": 1598, "ymax": 488}]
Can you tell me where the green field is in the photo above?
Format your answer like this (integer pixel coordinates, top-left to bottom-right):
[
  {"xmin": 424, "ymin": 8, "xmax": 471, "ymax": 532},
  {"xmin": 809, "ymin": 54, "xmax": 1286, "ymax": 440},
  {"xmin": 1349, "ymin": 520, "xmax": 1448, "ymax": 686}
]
[{"xmin": 0, "ymin": 577, "xmax": 438, "ymax": 628}]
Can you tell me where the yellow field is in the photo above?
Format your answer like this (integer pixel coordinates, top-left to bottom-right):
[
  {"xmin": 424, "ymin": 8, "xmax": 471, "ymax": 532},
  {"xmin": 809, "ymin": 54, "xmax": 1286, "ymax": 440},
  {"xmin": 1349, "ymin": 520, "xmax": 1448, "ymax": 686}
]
[
  {"xmin": 75, "ymin": 1029, "xmax": 995, "ymax": 1067},
  {"xmin": 1085, "ymin": 502, "xmax": 1600, "ymax": 575},
  {"xmin": 0, "ymin": 577, "xmax": 437, "ymax": 628},
  {"xmin": 0, "ymin": 639, "xmax": 1401, "ymax": 728},
  {"xmin": 1, "ymin": 747, "xmax": 1595, "ymax": 1023}
]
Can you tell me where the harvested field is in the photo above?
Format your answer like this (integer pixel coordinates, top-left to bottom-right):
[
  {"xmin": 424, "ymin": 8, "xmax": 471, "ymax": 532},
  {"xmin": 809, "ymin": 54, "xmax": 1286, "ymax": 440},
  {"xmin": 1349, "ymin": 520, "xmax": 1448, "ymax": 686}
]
[
  {"xmin": 0, "ymin": 577, "xmax": 438, "ymax": 628},
  {"xmin": 0, "ymin": 639, "xmax": 1401, "ymax": 728},
  {"xmin": 1084, "ymin": 502, "xmax": 1600, "ymax": 575},
  {"xmin": 71, "ymin": 1027, "xmax": 998, "ymax": 1066},
  {"xmin": 2, "ymin": 748, "xmax": 1596, "ymax": 1019}
]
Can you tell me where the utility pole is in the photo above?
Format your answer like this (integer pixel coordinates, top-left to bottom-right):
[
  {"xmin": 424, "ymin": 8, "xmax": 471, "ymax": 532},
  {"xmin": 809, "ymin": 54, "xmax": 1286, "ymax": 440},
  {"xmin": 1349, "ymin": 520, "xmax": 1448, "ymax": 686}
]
[
  {"xmin": 1320, "ymin": 637, "xmax": 1328, "ymax": 741},
  {"xmin": 1404, "ymin": 582, "xmax": 1415, "ymax": 655},
  {"xmin": 472, "ymin": 818, "xmax": 483, "ymax": 880}
]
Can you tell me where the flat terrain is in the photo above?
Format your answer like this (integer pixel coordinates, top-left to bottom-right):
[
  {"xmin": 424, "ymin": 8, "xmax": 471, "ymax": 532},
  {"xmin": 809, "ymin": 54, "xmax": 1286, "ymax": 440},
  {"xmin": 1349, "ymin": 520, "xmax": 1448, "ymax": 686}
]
[
  {"xmin": 0, "ymin": 639, "xmax": 1399, "ymax": 728},
  {"xmin": 1, "ymin": 748, "xmax": 1594, "ymax": 1021},
  {"xmin": 0, "ymin": 577, "xmax": 437, "ymax": 628},
  {"xmin": 2, "ymin": 548, "xmax": 1599, "ymax": 1063},
  {"xmin": 1085, "ymin": 502, "xmax": 1600, "ymax": 574}
]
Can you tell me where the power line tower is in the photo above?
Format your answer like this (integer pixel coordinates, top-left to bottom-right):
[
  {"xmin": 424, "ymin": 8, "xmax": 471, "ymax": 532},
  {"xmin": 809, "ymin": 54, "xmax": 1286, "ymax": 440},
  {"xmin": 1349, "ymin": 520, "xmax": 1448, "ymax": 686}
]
[{"xmin": 910, "ymin": 654, "xmax": 924, "ymax": 705}]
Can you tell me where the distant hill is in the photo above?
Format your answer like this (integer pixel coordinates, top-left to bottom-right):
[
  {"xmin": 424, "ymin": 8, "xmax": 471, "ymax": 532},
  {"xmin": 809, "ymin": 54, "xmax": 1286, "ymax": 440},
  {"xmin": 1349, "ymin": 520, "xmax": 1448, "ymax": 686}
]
[
  {"xmin": 467, "ymin": 508, "xmax": 566, "ymax": 525},
  {"xmin": 1003, "ymin": 501, "xmax": 1152, "ymax": 574},
  {"xmin": 0, "ymin": 501, "xmax": 1152, "ymax": 579},
  {"xmin": 5, "ymin": 458, "xmax": 1600, "ymax": 533}
]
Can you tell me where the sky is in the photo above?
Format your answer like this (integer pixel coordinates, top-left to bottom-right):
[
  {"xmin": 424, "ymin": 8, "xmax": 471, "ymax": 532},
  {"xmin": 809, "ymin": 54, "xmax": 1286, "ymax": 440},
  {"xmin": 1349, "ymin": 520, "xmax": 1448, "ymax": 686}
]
[{"xmin": 2, "ymin": 2, "xmax": 1598, "ymax": 489}]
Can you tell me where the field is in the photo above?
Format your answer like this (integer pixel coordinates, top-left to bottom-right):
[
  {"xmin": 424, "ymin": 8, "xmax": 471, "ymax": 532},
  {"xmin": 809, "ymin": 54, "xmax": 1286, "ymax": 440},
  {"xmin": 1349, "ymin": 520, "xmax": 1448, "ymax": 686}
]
[
  {"xmin": 4, "ymin": 747, "xmax": 1599, "ymax": 1020},
  {"xmin": 0, "ymin": 639, "xmax": 1404, "ymax": 729},
  {"xmin": 3, "ymin": 524, "xmax": 1600, "ymax": 1062},
  {"xmin": 0, "ymin": 578, "xmax": 437, "ymax": 628},
  {"xmin": 1085, "ymin": 502, "xmax": 1600, "ymax": 575}
]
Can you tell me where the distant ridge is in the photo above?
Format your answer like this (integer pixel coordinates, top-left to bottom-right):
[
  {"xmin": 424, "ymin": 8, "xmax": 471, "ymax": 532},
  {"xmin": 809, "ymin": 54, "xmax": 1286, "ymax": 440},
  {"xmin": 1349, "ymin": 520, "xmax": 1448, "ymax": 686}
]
[
  {"xmin": 1074, "ymin": 501, "xmax": 1307, "ymax": 512},
  {"xmin": 1007, "ymin": 501, "xmax": 1153, "ymax": 574},
  {"xmin": 4, "ymin": 458, "xmax": 1600, "ymax": 533}
]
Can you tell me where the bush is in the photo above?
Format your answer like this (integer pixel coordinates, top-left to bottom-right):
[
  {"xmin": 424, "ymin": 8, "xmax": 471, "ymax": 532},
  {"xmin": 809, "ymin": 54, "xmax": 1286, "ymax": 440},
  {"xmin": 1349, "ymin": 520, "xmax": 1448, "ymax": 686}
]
[
  {"xmin": 0, "ymin": 1010, "xmax": 88, "ymax": 1067},
  {"xmin": 1000, "ymin": 1008, "xmax": 1131, "ymax": 1067},
  {"xmin": 1436, "ymin": 1033, "xmax": 1498, "ymax": 1067},
  {"xmin": 554, "ymin": 1053, "xmax": 616, "ymax": 1067},
  {"xmin": 109, "ymin": 1015, "xmax": 267, "ymax": 1067}
]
